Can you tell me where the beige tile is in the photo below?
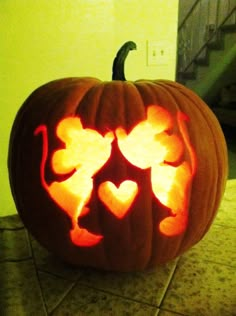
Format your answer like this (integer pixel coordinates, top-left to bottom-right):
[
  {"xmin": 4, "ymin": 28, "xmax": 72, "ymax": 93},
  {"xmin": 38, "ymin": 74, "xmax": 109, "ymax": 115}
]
[
  {"xmin": 159, "ymin": 310, "xmax": 189, "ymax": 316},
  {"xmin": 183, "ymin": 224, "xmax": 236, "ymax": 267},
  {"xmin": 0, "ymin": 214, "xmax": 24, "ymax": 229},
  {"xmin": 77, "ymin": 259, "xmax": 178, "ymax": 307},
  {"xmin": 161, "ymin": 257, "xmax": 236, "ymax": 316},
  {"xmin": 0, "ymin": 260, "xmax": 47, "ymax": 315},
  {"xmin": 38, "ymin": 271, "xmax": 76, "ymax": 313},
  {"xmin": 51, "ymin": 283, "xmax": 159, "ymax": 316},
  {"xmin": 30, "ymin": 236, "xmax": 83, "ymax": 281},
  {"xmin": 214, "ymin": 179, "xmax": 236, "ymax": 227},
  {"xmin": 228, "ymin": 149, "xmax": 236, "ymax": 179},
  {"xmin": 0, "ymin": 229, "xmax": 31, "ymax": 261}
]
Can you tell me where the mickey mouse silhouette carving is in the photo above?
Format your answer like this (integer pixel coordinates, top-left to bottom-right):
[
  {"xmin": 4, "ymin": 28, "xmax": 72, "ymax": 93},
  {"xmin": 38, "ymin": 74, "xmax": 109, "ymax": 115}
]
[{"xmin": 35, "ymin": 105, "xmax": 196, "ymax": 247}]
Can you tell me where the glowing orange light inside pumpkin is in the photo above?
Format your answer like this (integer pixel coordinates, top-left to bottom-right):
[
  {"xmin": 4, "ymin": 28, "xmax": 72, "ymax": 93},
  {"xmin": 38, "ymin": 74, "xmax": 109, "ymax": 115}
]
[
  {"xmin": 116, "ymin": 106, "xmax": 196, "ymax": 236},
  {"xmin": 98, "ymin": 180, "xmax": 138, "ymax": 219},
  {"xmin": 34, "ymin": 105, "xmax": 196, "ymax": 246},
  {"xmin": 34, "ymin": 118, "xmax": 114, "ymax": 247}
]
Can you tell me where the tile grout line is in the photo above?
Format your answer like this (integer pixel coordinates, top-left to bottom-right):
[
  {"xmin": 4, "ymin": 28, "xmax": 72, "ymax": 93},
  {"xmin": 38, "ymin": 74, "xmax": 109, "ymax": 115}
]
[
  {"xmin": 190, "ymin": 258, "xmax": 235, "ymax": 269},
  {"xmin": 0, "ymin": 227, "xmax": 25, "ymax": 231},
  {"xmin": 0, "ymin": 224, "xmax": 32, "ymax": 262},
  {"xmin": 158, "ymin": 307, "xmax": 189, "ymax": 316},
  {"xmin": 48, "ymin": 281, "xmax": 78, "ymax": 315},
  {"xmin": 75, "ymin": 281, "xmax": 161, "ymax": 308},
  {"xmin": 212, "ymin": 222, "xmax": 236, "ymax": 229},
  {"xmin": 47, "ymin": 277, "xmax": 160, "ymax": 314},
  {"xmin": 158, "ymin": 257, "xmax": 181, "ymax": 309},
  {"xmin": 28, "ymin": 231, "xmax": 49, "ymax": 316},
  {"xmin": 0, "ymin": 257, "xmax": 32, "ymax": 263},
  {"xmin": 181, "ymin": 252, "xmax": 236, "ymax": 269},
  {"xmin": 37, "ymin": 267, "xmax": 80, "ymax": 282}
]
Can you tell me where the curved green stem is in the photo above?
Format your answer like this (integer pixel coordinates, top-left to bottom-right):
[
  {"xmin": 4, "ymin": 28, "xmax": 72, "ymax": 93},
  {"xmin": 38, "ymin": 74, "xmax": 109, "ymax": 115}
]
[{"xmin": 112, "ymin": 41, "xmax": 137, "ymax": 81}]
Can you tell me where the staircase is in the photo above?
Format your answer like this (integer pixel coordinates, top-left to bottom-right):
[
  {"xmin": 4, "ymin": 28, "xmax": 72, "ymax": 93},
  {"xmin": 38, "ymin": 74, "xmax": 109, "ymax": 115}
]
[{"xmin": 177, "ymin": 0, "xmax": 236, "ymax": 127}]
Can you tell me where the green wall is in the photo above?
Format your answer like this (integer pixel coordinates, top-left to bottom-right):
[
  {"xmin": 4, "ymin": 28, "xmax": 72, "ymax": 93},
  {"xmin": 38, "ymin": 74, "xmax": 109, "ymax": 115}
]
[{"xmin": 0, "ymin": 0, "xmax": 179, "ymax": 216}]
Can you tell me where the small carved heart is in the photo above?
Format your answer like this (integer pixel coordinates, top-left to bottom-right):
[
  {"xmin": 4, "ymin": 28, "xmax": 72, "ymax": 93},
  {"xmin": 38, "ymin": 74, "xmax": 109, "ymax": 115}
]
[{"xmin": 98, "ymin": 180, "xmax": 138, "ymax": 218}]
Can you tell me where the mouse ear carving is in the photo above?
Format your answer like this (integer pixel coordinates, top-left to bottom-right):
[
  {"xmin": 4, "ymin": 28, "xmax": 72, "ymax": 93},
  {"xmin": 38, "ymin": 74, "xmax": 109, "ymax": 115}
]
[
  {"xmin": 116, "ymin": 105, "xmax": 174, "ymax": 169},
  {"xmin": 52, "ymin": 117, "xmax": 114, "ymax": 175}
]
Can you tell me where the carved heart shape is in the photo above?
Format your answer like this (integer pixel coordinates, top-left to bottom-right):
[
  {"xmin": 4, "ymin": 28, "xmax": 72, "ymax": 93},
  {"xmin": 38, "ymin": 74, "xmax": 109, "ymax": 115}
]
[{"xmin": 98, "ymin": 180, "xmax": 138, "ymax": 219}]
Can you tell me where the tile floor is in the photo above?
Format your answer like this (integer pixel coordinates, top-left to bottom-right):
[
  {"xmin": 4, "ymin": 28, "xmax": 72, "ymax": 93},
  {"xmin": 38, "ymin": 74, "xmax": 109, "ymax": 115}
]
[{"xmin": 0, "ymin": 131, "xmax": 235, "ymax": 316}]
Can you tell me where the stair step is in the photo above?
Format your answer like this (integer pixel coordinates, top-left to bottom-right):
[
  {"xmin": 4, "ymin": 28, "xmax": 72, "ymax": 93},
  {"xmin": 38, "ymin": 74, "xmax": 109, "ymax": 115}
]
[
  {"xmin": 177, "ymin": 29, "xmax": 236, "ymax": 85},
  {"xmin": 178, "ymin": 63, "xmax": 196, "ymax": 80},
  {"xmin": 207, "ymin": 30, "xmax": 224, "ymax": 49},
  {"xmin": 221, "ymin": 9, "xmax": 236, "ymax": 31},
  {"xmin": 221, "ymin": 23, "xmax": 236, "ymax": 32},
  {"xmin": 177, "ymin": 28, "xmax": 234, "ymax": 82},
  {"xmin": 185, "ymin": 32, "xmax": 236, "ymax": 104},
  {"xmin": 195, "ymin": 47, "xmax": 209, "ymax": 65}
]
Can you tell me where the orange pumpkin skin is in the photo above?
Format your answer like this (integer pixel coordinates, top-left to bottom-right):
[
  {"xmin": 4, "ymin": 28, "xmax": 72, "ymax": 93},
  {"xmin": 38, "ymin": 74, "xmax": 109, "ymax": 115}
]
[{"xmin": 8, "ymin": 45, "xmax": 228, "ymax": 272}]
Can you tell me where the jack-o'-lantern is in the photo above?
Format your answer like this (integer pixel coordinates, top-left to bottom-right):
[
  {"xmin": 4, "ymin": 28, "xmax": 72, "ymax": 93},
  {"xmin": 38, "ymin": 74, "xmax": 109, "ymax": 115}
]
[{"xmin": 8, "ymin": 41, "xmax": 228, "ymax": 271}]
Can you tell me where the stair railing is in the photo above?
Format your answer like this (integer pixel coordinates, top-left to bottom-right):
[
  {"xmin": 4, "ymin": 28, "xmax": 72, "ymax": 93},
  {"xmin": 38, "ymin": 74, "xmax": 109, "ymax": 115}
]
[{"xmin": 177, "ymin": 0, "xmax": 236, "ymax": 81}]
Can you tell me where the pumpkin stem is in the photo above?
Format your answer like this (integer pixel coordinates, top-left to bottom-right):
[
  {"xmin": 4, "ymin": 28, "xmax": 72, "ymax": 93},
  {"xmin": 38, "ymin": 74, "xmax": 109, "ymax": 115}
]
[{"xmin": 112, "ymin": 41, "xmax": 137, "ymax": 81}]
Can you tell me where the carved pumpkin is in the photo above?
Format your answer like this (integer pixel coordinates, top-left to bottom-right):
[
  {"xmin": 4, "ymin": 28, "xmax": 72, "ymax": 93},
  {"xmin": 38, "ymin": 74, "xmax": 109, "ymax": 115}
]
[{"xmin": 8, "ymin": 41, "xmax": 228, "ymax": 271}]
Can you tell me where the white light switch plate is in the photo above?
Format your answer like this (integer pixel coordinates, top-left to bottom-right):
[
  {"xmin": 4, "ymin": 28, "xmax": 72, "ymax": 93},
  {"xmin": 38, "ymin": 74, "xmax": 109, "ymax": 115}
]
[{"xmin": 147, "ymin": 40, "xmax": 169, "ymax": 66}]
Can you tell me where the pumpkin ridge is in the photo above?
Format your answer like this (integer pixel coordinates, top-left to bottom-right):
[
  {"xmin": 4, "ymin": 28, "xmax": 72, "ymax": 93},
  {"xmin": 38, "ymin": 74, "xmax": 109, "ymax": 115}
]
[
  {"xmin": 76, "ymin": 83, "xmax": 106, "ymax": 130},
  {"xmin": 89, "ymin": 83, "xmax": 108, "ymax": 132},
  {"xmin": 134, "ymin": 81, "xmax": 161, "ymax": 107},
  {"xmin": 123, "ymin": 82, "xmax": 147, "ymax": 131},
  {"xmin": 161, "ymin": 83, "xmax": 227, "ymax": 248},
  {"xmin": 178, "ymin": 88, "xmax": 228, "ymax": 236},
  {"xmin": 149, "ymin": 83, "xmax": 191, "ymax": 261},
  {"xmin": 131, "ymin": 82, "xmax": 159, "ymax": 267},
  {"xmin": 125, "ymin": 82, "xmax": 160, "ymax": 268},
  {"xmin": 124, "ymin": 83, "xmax": 154, "ymax": 269},
  {"xmin": 172, "ymin": 85, "xmax": 227, "ymax": 182},
  {"xmin": 132, "ymin": 82, "xmax": 185, "ymax": 264},
  {"xmin": 8, "ymin": 41, "xmax": 228, "ymax": 272},
  {"xmin": 102, "ymin": 82, "xmax": 126, "ymax": 132},
  {"xmin": 95, "ymin": 83, "xmax": 127, "ymax": 270},
  {"xmin": 149, "ymin": 82, "xmax": 181, "ymax": 114}
]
